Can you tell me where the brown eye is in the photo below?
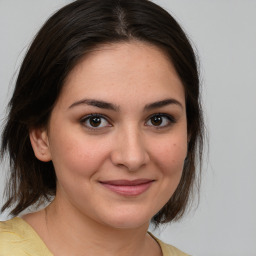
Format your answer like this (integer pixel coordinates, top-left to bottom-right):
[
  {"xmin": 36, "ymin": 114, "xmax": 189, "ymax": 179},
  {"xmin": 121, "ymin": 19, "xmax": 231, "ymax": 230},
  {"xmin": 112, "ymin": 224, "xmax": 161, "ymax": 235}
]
[
  {"xmin": 81, "ymin": 114, "xmax": 111, "ymax": 129},
  {"xmin": 151, "ymin": 115, "xmax": 163, "ymax": 126},
  {"xmin": 146, "ymin": 114, "xmax": 175, "ymax": 128},
  {"xmin": 89, "ymin": 116, "xmax": 102, "ymax": 127}
]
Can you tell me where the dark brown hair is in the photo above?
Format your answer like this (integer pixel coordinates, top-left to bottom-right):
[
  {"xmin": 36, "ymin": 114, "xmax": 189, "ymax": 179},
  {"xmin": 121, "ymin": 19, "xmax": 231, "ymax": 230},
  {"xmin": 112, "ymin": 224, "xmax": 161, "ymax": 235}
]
[{"xmin": 1, "ymin": 0, "xmax": 204, "ymax": 225}]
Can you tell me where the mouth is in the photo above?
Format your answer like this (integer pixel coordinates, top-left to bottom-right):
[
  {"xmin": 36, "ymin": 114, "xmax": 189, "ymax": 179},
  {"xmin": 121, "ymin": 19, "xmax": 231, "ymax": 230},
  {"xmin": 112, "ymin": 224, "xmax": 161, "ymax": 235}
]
[{"xmin": 99, "ymin": 179, "xmax": 155, "ymax": 196}]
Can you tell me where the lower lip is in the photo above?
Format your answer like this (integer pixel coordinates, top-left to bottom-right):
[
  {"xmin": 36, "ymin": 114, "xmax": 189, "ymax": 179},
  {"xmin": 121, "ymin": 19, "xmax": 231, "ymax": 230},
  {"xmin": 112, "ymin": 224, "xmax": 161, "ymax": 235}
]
[{"xmin": 100, "ymin": 182, "xmax": 153, "ymax": 196}]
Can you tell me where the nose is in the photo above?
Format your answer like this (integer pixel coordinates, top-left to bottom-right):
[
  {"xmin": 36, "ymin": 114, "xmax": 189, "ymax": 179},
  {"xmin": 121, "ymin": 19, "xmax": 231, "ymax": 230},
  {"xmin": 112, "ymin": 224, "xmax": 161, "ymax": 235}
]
[{"xmin": 110, "ymin": 126, "xmax": 150, "ymax": 172}]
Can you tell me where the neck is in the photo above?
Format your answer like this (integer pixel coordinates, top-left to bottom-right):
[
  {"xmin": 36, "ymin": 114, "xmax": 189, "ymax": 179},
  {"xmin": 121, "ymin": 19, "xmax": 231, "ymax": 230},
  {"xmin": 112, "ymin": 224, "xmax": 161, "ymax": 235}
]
[{"xmin": 43, "ymin": 197, "xmax": 153, "ymax": 256}]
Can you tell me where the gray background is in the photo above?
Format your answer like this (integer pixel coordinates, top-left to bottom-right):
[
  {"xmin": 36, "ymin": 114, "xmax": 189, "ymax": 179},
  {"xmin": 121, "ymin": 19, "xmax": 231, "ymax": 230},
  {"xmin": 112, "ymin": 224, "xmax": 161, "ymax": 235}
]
[{"xmin": 1, "ymin": 1, "xmax": 256, "ymax": 255}]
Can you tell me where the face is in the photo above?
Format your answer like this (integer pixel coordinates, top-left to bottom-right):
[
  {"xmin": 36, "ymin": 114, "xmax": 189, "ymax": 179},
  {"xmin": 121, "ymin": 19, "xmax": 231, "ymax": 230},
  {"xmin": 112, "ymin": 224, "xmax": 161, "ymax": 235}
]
[{"xmin": 32, "ymin": 41, "xmax": 188, "ymax": 229}]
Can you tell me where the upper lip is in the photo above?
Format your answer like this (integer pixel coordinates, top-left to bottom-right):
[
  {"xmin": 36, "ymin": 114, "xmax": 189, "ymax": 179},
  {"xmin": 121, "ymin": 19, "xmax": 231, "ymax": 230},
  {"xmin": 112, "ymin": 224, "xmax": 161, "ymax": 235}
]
[{"xmin": 99, "ymin": 179, "xmax": 154, "ymax": 186}]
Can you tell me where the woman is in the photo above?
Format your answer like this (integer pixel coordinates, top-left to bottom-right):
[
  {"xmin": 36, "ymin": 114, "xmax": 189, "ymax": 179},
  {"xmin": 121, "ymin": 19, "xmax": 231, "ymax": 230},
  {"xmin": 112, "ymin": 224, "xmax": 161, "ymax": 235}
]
[{"xmin": 0, "ymin": 0, "xmax": 204, "ymax": 255}]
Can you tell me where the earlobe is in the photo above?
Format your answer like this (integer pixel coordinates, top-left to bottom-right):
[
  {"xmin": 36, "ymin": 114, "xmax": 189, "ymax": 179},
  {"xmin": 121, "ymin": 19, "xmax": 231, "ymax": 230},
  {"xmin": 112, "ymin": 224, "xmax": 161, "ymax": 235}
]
[{"xmin": 29, "ymin": 128, "xmax": 52, "ymax": 162}]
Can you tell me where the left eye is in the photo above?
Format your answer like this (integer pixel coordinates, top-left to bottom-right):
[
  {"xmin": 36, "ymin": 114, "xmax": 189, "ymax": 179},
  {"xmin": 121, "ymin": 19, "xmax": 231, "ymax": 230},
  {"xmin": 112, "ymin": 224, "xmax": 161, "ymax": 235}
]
[
  {"xmin": 81, "ymin": 115, "xmax": 111, "ymax": 129},
  {"xmin": 146, "ymin": 114, "xmax": 174, "ymax": 128}
]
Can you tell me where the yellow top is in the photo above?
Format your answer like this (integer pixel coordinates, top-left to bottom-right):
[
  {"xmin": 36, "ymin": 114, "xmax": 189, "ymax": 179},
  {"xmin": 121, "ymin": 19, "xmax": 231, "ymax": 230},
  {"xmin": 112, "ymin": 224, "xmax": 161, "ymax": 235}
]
[{"xmin": 0, "ymin": 217, "xmax": 189, "ymax": 256}]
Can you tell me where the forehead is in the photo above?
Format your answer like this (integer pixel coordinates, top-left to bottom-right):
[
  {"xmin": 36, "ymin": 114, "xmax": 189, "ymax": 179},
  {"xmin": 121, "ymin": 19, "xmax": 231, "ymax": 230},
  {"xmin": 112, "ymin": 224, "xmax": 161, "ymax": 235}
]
[{"xmin": 59, "ymin": 41, "xmax": 185, "ymax": 108}]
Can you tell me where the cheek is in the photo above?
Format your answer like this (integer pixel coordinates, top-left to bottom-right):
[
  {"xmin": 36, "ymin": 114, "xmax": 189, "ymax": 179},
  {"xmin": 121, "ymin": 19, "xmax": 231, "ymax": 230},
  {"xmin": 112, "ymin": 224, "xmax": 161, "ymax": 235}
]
[
  {"xmin": 49, "ymin": 130, "xmax": 113, "ymax": 181},
  {"xmin": 151, "ymin": 135, "xmax": 187, "ymax": 174},
  {"xmin": 148, "ymin": 135, "xmax": 187, "ymax": 214}
]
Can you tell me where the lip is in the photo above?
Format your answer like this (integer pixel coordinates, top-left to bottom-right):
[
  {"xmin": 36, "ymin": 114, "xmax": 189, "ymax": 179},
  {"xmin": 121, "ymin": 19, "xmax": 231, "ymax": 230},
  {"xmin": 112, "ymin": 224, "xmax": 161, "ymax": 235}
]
[{"xmin": 99, "ymin": 179, "xmax": 154, "ymax": 196}]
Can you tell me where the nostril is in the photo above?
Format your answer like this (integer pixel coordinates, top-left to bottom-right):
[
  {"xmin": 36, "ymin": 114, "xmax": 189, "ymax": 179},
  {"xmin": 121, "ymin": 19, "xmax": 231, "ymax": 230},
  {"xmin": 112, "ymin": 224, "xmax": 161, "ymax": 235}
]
[
  {"xmin": 110, "ymin": 131, "xmax": 150, "ymax": 171},
  {"xmin": 111, "ymin": 149, "xmax": 149, "ymax": 172}
]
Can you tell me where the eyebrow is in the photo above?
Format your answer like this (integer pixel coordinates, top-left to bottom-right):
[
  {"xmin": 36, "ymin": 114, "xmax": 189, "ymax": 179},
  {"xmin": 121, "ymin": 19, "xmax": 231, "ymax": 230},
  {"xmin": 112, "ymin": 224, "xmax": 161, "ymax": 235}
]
[
  {"xmin": 144, "ymin": 98, "xmax": 183, "ymax": 111},
  {"xmin": 68, "ymin": 98, "xmax": 183, "ymax": 111},
  {"xmin": 68, "ymin": 99, "xmax": 119, "ymax": 111}
]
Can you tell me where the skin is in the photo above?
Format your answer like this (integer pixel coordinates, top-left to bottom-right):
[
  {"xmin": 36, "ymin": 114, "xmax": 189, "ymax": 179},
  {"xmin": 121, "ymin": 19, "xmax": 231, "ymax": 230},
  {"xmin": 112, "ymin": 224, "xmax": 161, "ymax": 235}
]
[{"xmin": 27, "ymin": 41, "xmax": 188, "ymax": 256}]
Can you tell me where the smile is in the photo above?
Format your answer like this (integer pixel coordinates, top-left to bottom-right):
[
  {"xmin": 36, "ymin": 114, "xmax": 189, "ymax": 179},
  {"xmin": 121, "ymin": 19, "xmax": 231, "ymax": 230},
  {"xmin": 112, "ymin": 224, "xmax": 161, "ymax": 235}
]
[{"xmin": 99, "ymin": 179, "xmax": 155, "ymax": 196}]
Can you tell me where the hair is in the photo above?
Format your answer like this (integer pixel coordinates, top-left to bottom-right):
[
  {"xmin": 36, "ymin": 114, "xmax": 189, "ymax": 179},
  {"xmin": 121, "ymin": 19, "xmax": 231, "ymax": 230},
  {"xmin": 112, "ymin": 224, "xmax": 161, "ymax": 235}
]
[{"xmin": 1, "ymin": 0, "xmax": 204, "ymax": 225}]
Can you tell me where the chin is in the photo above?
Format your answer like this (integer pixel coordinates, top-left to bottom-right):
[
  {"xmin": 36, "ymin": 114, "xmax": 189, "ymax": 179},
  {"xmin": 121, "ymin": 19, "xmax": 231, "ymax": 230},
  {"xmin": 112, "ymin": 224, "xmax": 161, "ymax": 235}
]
[{"xmin": 97, "ymin": 207, "xmax": 153, "ymax": 230}]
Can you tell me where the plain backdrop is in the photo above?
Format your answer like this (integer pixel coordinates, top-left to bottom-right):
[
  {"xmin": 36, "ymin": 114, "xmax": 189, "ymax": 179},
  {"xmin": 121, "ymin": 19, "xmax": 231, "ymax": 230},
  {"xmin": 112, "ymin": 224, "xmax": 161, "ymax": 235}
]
[{"xmin": 0, "ymin": 1, "xmax": 256, "ymax": 256}]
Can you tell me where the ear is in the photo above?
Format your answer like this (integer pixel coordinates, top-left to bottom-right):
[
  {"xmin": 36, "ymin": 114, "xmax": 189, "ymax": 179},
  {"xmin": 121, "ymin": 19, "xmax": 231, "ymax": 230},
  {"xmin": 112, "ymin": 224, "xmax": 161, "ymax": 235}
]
[{"xmin": 29, "ymin": 127, "xmax": 52, "ymax": 162}]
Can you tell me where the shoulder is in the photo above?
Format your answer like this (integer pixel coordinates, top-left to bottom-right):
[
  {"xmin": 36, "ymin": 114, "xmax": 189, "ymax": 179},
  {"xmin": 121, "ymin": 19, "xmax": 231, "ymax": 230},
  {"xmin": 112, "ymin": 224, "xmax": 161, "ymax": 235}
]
[
  {"xmin": 148, "ymin": 232, "xmax": 191, "ymax": 256},
  {"xmin": 0, "ymin": 217, "xmax": 53, "ymax": 256},
  {"xmin": 0, "ymin": 217, "xmax": 25, "ymax": 242}
]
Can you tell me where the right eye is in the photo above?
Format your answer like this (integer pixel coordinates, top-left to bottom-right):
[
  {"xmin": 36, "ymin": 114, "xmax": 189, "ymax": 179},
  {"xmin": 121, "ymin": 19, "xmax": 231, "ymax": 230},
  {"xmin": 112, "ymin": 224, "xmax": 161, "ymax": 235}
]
[{"xmin": 81, "ymin": 114, "xmax": 111, "ymax": 129}]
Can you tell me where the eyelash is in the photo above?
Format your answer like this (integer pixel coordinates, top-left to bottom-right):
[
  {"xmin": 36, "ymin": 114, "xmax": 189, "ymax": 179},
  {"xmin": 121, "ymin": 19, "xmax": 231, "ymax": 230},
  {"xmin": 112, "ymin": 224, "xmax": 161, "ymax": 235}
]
[
  {"xmin": 145, "ymin": 113, "xmax": 176, "ymax": 129},
  {"xmin": 80, "ymin": 113, "xmax": 112, "ymax": 130},
  {"xmin": 80, "ymin": 113, "xmax": 176, "ymax": 130}
]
